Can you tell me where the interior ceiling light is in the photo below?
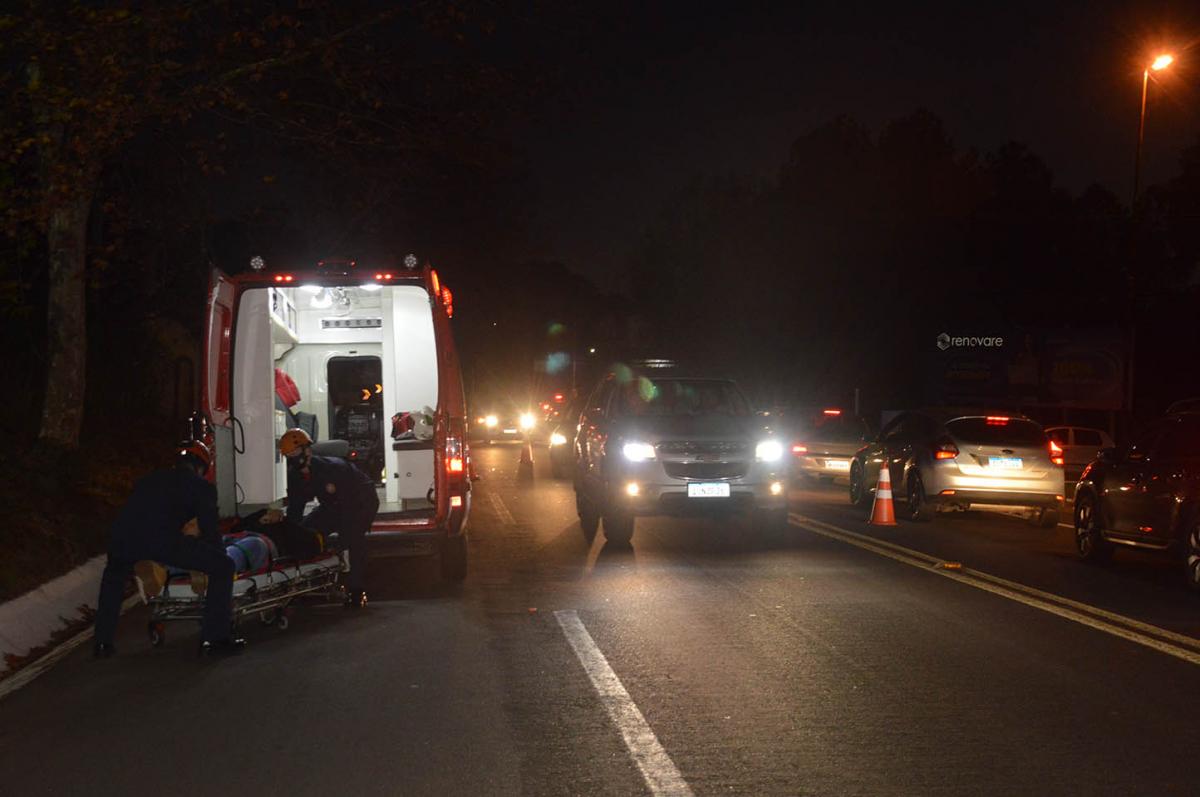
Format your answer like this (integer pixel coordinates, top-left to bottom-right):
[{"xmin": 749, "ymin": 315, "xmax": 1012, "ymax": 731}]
[{"xmin": 309, "ymin": 288, "xmax": 333, "ymax": 309}]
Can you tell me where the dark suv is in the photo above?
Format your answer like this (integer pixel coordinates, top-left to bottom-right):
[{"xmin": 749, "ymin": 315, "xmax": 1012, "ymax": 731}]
[
  {"xmin": 1073, "ymin": 412, "xmax": 1200, "ymax": 589},
  {"xmin": 572, "ymin": 372, "xmax": 788, "ymax": 544}
]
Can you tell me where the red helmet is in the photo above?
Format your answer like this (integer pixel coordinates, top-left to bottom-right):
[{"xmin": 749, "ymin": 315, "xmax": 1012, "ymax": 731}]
[{"xmin": 178, "ymin": 440, "xmax": 212, "ymax": 474}]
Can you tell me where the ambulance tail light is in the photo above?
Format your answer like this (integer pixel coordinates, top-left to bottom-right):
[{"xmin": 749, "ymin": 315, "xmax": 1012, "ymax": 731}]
[{"xmin": 445, "ymin": 436, "xmax": 464, "ymax": 476}]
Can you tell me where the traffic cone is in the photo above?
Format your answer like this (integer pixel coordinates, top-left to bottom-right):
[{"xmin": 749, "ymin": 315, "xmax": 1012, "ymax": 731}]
[
  {"xmin": 517, "ymin": 440, "xmax": 534, "ymax": 482},
  {"xmin": 868, "ymin": 465, "xmax": 897, "ymax": 526}
]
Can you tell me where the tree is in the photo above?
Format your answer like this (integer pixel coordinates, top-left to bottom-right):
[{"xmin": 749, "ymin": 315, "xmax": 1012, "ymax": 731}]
[{"xmin": 0, "ymin": 2, "xmax": 513, "ymax": 462}]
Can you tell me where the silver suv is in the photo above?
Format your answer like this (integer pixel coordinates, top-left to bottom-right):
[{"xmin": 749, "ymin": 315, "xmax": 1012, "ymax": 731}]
[
  {"xmin": 849, "ymin": 409, "xmax": 1065, "ymax": 525},
  {"xmin": 572, "ymin": 373, "xmax": 789, "ymax": 544}
]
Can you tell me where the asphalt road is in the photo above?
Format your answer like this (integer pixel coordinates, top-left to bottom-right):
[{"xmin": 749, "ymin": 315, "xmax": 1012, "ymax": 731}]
[{"xmin": 3, "ymin": 443, "xmax": 1200, "ymax": 795}]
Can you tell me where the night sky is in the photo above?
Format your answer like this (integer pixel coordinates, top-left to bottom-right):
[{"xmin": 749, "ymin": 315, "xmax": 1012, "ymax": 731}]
[{"xmin": 514, "ymin": 1, "xmax": 1200, "ymax": 286}]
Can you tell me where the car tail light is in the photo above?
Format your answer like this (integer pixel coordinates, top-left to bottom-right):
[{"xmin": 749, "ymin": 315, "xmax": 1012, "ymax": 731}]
[
  {"xmin": 1049, "ymin": 439, "xmax": 1064, "ymax": 466},
  {"xmin": 985, "ymin": 416, "xmax": 1009, "ymax": 426},
  {"xmin": 822, "ymin": 409, "xmax": 841, "ymax": 416},
  {"xmin": 933, "ymin": 438, "xmax": 959, "ymax": 460},
  {"xmin": 792, "ymin": 444, "xmax": 807, "ymax": 454}
]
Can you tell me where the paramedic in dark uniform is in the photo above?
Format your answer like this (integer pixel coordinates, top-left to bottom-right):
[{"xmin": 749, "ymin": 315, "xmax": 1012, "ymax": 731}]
[
  {"xmin": 276, "ymin": 428, "xmax": 378, "ymax": 608},
  {"xmin": 93, "ymin": 441, "xmax": 244, "ymax": 658}
]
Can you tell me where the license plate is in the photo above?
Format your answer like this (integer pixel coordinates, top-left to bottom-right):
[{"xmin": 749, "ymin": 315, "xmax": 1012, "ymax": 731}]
[
  {"xmin": 989, "ymin": 456, "xmax": 1023, "ymax": 470},
  {"xmin": 687, "ymin": 482, "xmax": 731, "ymax": 498},
  {"xmin": 825, "ymin": 459, "xmax": 851, "ymax": 471},
  {"xmin": 502, "ymin": 428, "xmax": 519, "ymax": 435}
]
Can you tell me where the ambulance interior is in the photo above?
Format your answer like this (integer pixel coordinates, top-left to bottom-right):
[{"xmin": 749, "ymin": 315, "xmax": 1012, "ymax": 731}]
[{"xmin": 226, "ymin": 284, "xmax": 439, "ymax": 519}]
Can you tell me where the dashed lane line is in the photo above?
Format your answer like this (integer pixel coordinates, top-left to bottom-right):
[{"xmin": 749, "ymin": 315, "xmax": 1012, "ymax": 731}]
[
  {"xmin": 789, "ymin": 513, "xmax": 1200, "ymax": 667},
  {"xmin": 555, "ymin": 610, "xmax": 694, "ymax": 797},
  {"xmin": 487, "ymin": 492, "xmax": 516, "ymax": 525}
]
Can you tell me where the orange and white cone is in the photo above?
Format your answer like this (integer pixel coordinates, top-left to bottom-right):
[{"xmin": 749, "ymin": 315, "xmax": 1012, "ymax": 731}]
[{"xmin": 868, "ymin": 465, "xmax": 897, "ymax": 526}]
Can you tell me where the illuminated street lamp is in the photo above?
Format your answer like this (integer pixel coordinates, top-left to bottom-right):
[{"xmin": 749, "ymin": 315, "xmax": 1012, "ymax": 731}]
[{"xmin": 1133, "ymin": 52, "xmax": 1174, "ymax": 206}]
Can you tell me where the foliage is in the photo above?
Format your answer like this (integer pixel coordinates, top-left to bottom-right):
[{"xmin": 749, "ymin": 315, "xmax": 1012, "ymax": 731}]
[{"xmin": 625, "ymin": 110, "xmax": 1199, "ymax": 412}]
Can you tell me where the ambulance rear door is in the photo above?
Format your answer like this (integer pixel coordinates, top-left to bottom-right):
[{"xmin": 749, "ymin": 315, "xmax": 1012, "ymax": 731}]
[{"xmin": 202, "ymin": 268, "xmax": 239, "ymax": 517}]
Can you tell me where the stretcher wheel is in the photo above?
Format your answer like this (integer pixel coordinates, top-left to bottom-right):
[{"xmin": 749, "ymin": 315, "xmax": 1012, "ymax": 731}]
[
  {"xmin": 259, "ymin": 609, "xmax": 278, "ymax": 626},
  {"xmin": 148, "ymin": 621, "xmax": 165, "ymax": 648},
  {"xmin": 276, "ymin": 613, "xmax": 290, "ymax": 631}
]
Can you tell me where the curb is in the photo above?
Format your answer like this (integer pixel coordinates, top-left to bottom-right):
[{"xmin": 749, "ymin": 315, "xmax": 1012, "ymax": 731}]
[
  {"xmin": 0, "ymin": 555, "xmax": 138, "ymax": 700},
  {"xmin": 0, "ymin": 594, "xmax": 139, "ymax": 702}
]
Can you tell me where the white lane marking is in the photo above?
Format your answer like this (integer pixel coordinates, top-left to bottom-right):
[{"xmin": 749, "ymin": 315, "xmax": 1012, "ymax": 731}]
[
  {"xmin": 555, "ymin": 610, "xmax": 694, "ymax": 797},
  {"xmin": 799, "ymin": 515, "xmax": 1200, "ymax": 651},
  {"xmin": 790, "ymin": 513, "xmax": 1200, "ymax": 666},
  {"xmin": 487, "ymin": 492, "xmax": 516, "ymax": 525},
  {"xmin": 0, "ymin": 594, "xmax": 140, "ymax": 702}
]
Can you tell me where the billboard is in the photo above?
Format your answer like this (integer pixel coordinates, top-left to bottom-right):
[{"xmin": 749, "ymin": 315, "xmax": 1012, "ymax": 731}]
[{"xmin": 926, "ymin": 327, "xmax": 1129, "ymax": 411}]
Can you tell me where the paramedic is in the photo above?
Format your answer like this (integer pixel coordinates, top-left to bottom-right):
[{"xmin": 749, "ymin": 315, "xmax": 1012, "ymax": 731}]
[
  {"xmin": 275, "ymin": 428, "xmax": 377, "ymax": 608},
  {"xmin": 93, "ymin": 441, "xmax": 244, "ymax": 658}
]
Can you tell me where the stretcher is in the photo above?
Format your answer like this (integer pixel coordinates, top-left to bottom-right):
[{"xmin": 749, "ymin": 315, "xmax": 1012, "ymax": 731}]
[{"xmin": 138, "ymin": 551, "xmax": 346, "ymax": 647}]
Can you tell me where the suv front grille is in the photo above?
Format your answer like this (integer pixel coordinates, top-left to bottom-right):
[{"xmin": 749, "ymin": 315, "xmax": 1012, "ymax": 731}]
[
  {"xmin": 662, "ymin": 462, "xmax": 748, "ymax": 480},
  {"xmin": 656, "ymin": 441, "xmax": 749, "ymax": 457}
]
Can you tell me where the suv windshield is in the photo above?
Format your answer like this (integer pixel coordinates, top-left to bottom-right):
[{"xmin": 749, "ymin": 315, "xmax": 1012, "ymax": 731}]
[
  {"xmin": 946, "ymin": 417, "xmax": 1046, "ymax": 446},
  {"xmin": 614, "ymin": 378, "xmax": 751, "ymax": 418}
]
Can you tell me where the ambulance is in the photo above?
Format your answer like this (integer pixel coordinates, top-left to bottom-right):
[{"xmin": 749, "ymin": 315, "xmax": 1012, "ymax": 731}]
[{"xmin": 191, "ymin": 255, "xmax": 471, "ymax": 580}]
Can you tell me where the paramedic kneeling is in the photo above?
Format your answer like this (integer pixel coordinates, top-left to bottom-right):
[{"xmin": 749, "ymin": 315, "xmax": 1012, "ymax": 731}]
[
  {"xmin": 94, "ymin": 442, "xmax": 244, "ymax": 658},
  {"xmin": 277, "ymin": 428, "xmax": 378, "ymax": 608}
]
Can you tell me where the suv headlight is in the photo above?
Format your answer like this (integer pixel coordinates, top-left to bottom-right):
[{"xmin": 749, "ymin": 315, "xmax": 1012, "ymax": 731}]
[
  {"xmin": 756, "ymin": 440, "xmax": 784, "ymax": 462},
  {"xmin": 484, "ymin": 415, "xmax": 498, "ymax": 428},
  {"xmin": 519, "ymin": 412, "xmax": 536, "ymax": 430},
  {"xmin": 550, "ymin": 432, "xmax": 568, "ymax": 446},
  {"xmin": 622, "ymin": 441, "xmax": 657, "ymax": 462}
]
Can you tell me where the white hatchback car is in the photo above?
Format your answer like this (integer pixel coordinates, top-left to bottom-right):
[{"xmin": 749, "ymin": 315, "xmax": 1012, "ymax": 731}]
[{"xmin": 1044, "ymin": 426, "xmax": 1115, "ymax": 471}]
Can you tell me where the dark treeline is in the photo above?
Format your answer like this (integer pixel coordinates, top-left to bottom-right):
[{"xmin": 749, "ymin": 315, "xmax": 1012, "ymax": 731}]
[{"xmin": 623, "ymin": 109, "xmax": 1200, "ymax": 419}]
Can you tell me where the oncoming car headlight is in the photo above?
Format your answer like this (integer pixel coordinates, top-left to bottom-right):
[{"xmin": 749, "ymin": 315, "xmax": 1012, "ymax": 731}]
[
  {"xmin": 519, "ymin": 412, "xmax": 536, "ymax": 430},
  {"xmin": 484, "ymin": 415, "xmax": 499, "ymax": 428},
  {"xmin": 550, "ymin": 432, "xmax": 568, "ymax": 446},
  {"xmin": 622, "ymin": 441, "xmax": 657, "ymax": 462},
  {"xmin": 756, "ymin": 440, "xmax": 784, "ymax": 462}
]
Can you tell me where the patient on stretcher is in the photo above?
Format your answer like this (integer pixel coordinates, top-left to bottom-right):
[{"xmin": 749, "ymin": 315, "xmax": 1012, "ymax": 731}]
[{"xmin": 136, "ymin": 513, "xmax": 328, "ymax": 600}]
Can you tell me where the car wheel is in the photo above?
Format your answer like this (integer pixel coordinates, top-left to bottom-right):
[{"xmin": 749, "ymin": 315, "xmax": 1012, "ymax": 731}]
[
  {"xmin": 906, "ymin": 473, "xmax": 931, "ymax": 522},
  {"xmin": 440, "ymin": 534, "xmax": 468, "ymax": 582},
  {"xmin": 602, "ymin": 508, "xmax": 635, "ymax": 546},
  {"xmin": 849, "ymin": 463, "xmax": 871, "ymax": 508},
  {"xmin": 1184, "ymin": 516, "xmax": 1200, "ymax": 592},
  {"xmin": 577, "ymin": 492, "xmax": 600, "ymax": 542},
  {"xmin": 1074, "ymin": 493, "xmax": 1111, "ymax": 563}
]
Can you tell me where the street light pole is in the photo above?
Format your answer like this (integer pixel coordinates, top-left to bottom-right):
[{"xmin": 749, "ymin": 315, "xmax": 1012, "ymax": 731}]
[
  {"xmin": 1127, "ymin": 52, "xmax": 1174, "ymax": 423},
  {"xmin": 1133, "ymin": 67, "xmax": 1149, "ymax": 207},
  {"xmin": 1132, "ymin": 53, "xmax": 1174, "ymax": 207}
]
